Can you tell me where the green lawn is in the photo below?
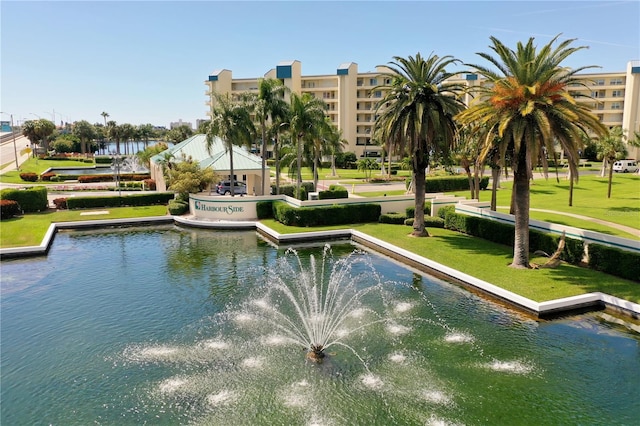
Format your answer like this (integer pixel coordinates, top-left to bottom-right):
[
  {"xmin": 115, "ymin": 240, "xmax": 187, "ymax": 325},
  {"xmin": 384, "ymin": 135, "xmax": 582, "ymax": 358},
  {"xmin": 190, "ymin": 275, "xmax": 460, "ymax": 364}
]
[
  {"xmin": 358, "ymin": 174, "xmax": 640, "ymax": 239},
  {"xmin": 0, "ymin": 205, "xmax": 168, "ymax": 247},
  {"xmin": 261, "ymin": 220, "xmax": 640, "ymax": 304},
  {"xmin": 0, "ymin": 157, "xmax": 98, "ymax": 184}
]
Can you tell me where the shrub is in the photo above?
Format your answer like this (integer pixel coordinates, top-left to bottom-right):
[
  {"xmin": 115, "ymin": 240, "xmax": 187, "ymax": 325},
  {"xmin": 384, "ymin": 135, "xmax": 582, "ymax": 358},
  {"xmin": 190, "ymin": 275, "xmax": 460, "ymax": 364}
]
[
  {"xmin": 95, "ymin": 156, "xmax": 113, "ymax": 164},
  {"xmin": 588, "ymin": 244, "xmax": 640, "ymax": 282},
  {"xmin": 167, "ymin": 200, "xmax": 189, "ymax": 215},
  {"xmin": 256, "ymin": 200, "xmax": 274, "ymax": 219},
  {"xmin": 41, "ymin": 172, "xmax": 56, "ymax": 181},
  {"xmin": 406, "ymin": 203, "xmax": 431, "ymax": 218},
  {"xmin": 404, "ymin": 217, "xmax": 445, "ymax": 228},
  {"xmin": 143, "ymin": 179, "xmax": 156, "ymax": 190},
  {"xmin": 66, "ymin": 192, "xmax": 175, "ymax": 209},
  {"xmin": 379, "ymin": 213, "xmax": 406, "ymax": 224},
  {"xmin": 437, "ymin": 205, "xmax": 456, "ymax": 220},
  {"xmin": 319, "ymin": 185, "xmax": 348, "ymax": 200},
  {"xmin": 0, "ymin": 199, "xmax": 21, "ymax": 219},
  {"xmin": 53, "ymin": 198, "xmax": 68, "ymax": 209},
  {"xmin": 19, "ymin": 172, "xmax": 39, "ymax": 182},
  {"xmin": 0, "ymin": 186, "xmax": 48, "ymax": 212},
  {"xmin": 273, "ymin": 201, "xmax": 380, "ymax": 227}
]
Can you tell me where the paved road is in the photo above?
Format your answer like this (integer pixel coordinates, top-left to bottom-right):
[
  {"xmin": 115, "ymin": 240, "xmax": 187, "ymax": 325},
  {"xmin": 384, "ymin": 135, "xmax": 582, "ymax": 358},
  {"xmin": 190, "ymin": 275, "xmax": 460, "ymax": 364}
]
[{"xmin": 0, "ymin": 135, "xmax": 31, "ymax": 172}]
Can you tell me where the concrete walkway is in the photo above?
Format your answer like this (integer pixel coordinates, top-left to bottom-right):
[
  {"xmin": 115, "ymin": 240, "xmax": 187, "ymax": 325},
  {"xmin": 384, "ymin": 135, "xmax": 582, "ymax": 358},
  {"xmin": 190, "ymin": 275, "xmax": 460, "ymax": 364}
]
[{"xmin": 530, "ymin": 208, "xmax": 640, "ymax": 238}]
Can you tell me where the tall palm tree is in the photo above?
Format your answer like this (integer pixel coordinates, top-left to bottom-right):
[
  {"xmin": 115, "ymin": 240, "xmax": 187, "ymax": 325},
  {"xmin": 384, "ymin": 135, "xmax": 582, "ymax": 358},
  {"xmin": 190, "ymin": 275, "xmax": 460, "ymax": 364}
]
[
  {"xmin": 101, "ymin": 111, "xmax": 109, "ymax": 127},
  {"xmin": 207, "ymin": 93, "xmax": 255, "ymax": 196},
  {"xmin": 374, "ymin": 53, "xmax": 466, "ymax": 237},
  {"xmin": 457, "ymin": 35, "xmax": 607, "ymax": 268},
  {"xmin": 72, "ymin": 120, "xmax": 96, "ymax": 156},
  {"xmin": 288, "ymin": 92, "xmax": 328, "ymax": 195},
  {"xmin": 252, "ymin": 78, "xmax": 289, "ymax": 195}
]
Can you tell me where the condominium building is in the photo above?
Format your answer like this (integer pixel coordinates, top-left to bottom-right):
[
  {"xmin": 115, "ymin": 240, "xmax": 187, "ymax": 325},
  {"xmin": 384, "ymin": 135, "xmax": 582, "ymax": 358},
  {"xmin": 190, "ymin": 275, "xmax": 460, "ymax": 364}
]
[{"xmin": 205, "ymin": 60, "xmax": 640, "ymax": 160}]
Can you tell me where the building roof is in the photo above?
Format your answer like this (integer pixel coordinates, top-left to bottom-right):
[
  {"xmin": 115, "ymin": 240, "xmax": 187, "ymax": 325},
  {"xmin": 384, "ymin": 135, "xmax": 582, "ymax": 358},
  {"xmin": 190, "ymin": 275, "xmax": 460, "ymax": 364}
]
[{"xmin": 150, "ymin": 134, "xmax": 266, "ymax": 173}]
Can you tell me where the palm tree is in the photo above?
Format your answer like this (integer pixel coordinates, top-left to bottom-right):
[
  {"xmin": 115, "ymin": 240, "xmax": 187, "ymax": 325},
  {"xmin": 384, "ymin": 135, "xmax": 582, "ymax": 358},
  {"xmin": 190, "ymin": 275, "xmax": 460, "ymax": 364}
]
[
  {"xmin": 288, "ymin": 92, "xmax": 328, "ymax": 196},
  {"xmin": 252, "ymin": 78, "xmax": 289, "ymax": 195},
  {"xmin": 374, "ymin": 53, "xmax": 466, "ymax": 237},
  {"xmin": 595, "ymin": 126, "xmax": 628, "ymax": 198},
  {"xmin": 72, "ymin": 120, "xmax": 96, "ymax": 156},
  {"xmin": 457, "ymin": 35, "xmax": 607, "ymax": 268},
  {"xmin": 106, "ymin": 120, "xmax": 118, "ymax": 154},
  {"xmin": 101, "ymin": 112, "xmax": 109, "ymax": 127},
  {"xmin": 207, "ymin": 93, "xmax": 255, "ymax": 196}
]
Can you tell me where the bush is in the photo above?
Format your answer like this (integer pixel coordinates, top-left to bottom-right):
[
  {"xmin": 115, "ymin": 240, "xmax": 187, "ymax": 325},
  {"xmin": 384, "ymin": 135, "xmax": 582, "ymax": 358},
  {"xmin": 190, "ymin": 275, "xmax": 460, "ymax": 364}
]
[
  {"xmin": 66, "ymin": 192, "xmax": 175, "ymax": 209},
  {"xmin": 0, "ymin": 199, "xmax": 21, "ymax": 219},
  {"xmin": 272, "ymin": 201, "xmax": 381, "ymax": 227},
  {"xmin": 143, "ymin": 179, "xmax": 156, "ymax": 190},
  {"xmin": 19, "ymin": 172, "xmax": 39, "ymax": 182},
  {"xmin": 404, "ymin": 216, "xmax": 445, "ymax": 228},
  {"xmin": 588, "ymin": 244, "xmax": 640, "ymax": 282},
  {"xmin": 379, "ymin": 213, "xmax": 406, "ymax": 224},
  {"xmin": 0, "ymin": 186, "xmax": 48, "ymax": 212},
  {"xmin": 95, "ymin": 156, "xmax": 113, "ymax": 164},
  {"xmin": 53, "ymin": 197, "xmax": 68, "ymax": 210},
  {"xmin": 41, "ymin": 172, "xmax": 56, "ymax": 181},
  {"xmin": 406, "ymin": 203, "xmax": 431, "ymax": 218},
  {"xmin": 319, "ymin": 185, "xmax": 348, "ymax": 200},
  {"xmin": 256, "ymin": 200, "xmax": 274, "ymax": 219},
  {"xmin": 167, "ymin": 200, "xmax": 189, "ymax": 215},
  {"xmin": 437, "ymin": 205, "xmax": 455, "ymax": 220}
]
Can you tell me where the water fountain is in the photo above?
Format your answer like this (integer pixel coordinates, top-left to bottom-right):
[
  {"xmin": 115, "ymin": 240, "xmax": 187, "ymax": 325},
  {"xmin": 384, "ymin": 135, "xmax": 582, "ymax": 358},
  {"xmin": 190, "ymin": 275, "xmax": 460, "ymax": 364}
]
[{"xmin": 1, "ymin": 228, "xmax": 638, "ymax": 425}]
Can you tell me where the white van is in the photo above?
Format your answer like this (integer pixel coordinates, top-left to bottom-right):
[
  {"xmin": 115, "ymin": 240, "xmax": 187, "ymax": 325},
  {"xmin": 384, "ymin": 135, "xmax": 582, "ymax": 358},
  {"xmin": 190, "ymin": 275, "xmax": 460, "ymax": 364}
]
[{"xmin": 612, "ymin": 159, "xmax": 638, "ymax": 173}]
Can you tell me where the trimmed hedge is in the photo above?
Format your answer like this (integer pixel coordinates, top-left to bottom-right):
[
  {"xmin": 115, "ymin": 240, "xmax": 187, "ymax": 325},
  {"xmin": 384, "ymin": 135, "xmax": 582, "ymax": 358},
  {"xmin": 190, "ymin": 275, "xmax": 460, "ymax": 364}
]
[
  {"xmin": 256, "ymin": 200, "xmax": 274, "ymax": 219},
  {"xmin": 167, "ymin": 200, "xmax": 189, "ymax": 215},
  {"xmin": 95, "ymin": 156, "xmax": 113, "ymax": 164},
  {"xmin": 404, "ymin": 217, "xmax": 445, "ymax": 228},
  {"xmin": 406, "ymin": 203, "xmax": 431, "ymax": 218},
  {"xmin": 0, "ymin": 186, "xmax": 48, "ymax": 212},
  {"xmin": 19, "ymin": 173, "xmax": 38, "ymax": 182},
  {"xmin": 319, "ymin": 185, "xmax": 348, "ymax": 200},
  {"xmin": 270, "ymin": 182, "xmax": 315, "ymax": 200},
  {"xmin": 443, "ymin": 210, "xmax": 585, "ymax": 265},
  {"xmin": 0, "ymin": 199, "xmax": 21, "ymax": 219},
  {"xmin": 66, "ymin": 192, "xmax": 175, "ymax": 209},
  {"xmin": 77, "ymin": 173, "xmax": 150, "ymax": 183},
  {"xmin": 588, "ymin": 244, "xmax": 640, "ymax": 282},
  {"xmin": 379, "ymin": 213, "xmax": 406, "ymax": 224},
  {"xmin": 273, "ymin": 201, "xmax": 381, "ymax": 227}
]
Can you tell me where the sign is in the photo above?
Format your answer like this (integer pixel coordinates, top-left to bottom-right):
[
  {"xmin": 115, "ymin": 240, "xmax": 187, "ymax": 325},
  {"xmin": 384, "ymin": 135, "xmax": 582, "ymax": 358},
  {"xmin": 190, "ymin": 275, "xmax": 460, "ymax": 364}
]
[
  {"xmin": 1, "ymin": 121, "xmax": 11, "ymax": 132},
  {"xmin": 189, "ymin": 195, "xmax": 258, "ymax": 221}
]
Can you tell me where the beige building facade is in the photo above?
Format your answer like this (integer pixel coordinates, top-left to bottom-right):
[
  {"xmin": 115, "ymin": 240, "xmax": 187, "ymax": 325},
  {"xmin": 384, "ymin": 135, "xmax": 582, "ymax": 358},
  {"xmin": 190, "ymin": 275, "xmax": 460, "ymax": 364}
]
[{"xmin": 205, "ymin": 60, "xmax": 640, "ymax": 161}]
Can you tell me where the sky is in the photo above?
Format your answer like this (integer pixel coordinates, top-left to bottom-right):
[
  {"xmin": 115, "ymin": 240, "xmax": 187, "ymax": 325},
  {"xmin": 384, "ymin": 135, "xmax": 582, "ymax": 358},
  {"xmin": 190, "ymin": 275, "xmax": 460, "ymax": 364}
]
[{"xmin": 1, "ymin": 0, "xmax": 639, "ymax": 129}]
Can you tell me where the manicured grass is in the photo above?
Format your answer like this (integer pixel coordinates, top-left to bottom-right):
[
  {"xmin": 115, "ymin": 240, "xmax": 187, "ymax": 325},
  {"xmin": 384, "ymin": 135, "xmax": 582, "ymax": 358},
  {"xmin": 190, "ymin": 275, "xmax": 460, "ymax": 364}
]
[
  {"xmin": 279, "ymin": 166, "xmax": 411, "ymax": 181},
  {"xmin": 260, "ymin": 219, "xmax": 640, "ymax": 304},
  {"xmin": 0, "ymin": 205, "xmax": 168, "ymax": 247},
  {"xmin": 0, "ymin": 157, "xmax": 97, "ymax": 184}
]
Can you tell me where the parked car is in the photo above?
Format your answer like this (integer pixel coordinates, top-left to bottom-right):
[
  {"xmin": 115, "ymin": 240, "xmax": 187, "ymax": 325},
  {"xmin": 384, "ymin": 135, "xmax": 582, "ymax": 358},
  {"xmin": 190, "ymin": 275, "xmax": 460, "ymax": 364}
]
[
  {"xmin": 216, "ymin": 180, "xmax": 247, "ymax": 195},
  {"xmin": 612, "ymin": 159, "xmax": 638, "ymax": 173}
]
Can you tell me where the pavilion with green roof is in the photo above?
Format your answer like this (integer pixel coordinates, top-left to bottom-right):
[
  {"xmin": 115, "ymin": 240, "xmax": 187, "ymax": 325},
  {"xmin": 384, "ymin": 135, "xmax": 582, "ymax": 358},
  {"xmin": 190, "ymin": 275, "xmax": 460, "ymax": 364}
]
[{"xmin": 150, "ymin": 134, "xmax": 269, "ymax": 194}]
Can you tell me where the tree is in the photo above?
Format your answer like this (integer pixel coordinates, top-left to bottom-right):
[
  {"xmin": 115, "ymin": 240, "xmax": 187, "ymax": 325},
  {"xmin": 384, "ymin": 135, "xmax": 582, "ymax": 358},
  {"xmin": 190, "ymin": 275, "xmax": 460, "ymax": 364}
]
[
  {"xmin": 252, "ymin": 78, "xmax": 289, "ymax": 195},
  {"xmin": 457, "ymin": 35, "xmax": 607, "ymax": 268},
  {"xmin": 22, "ymin": 119, "xmax": 55, "ymax": 155},
  {"xmin": 136, "ymin": 142, "xmax": 168, "ymax": 168},
  {"xmin": 206, "ymin": 93, "xmax": 255, "ymax": 196},
  {"xmin": 101, "ymin": 111, "xmax": 109, "ymax": 127},
  {"xmin": 288, "ymin": 92, "xmax": 327, "ymax": 195},
  {"xmin": 357, "ymin": 158, "xmax": 377, "ymax": 181},
  {"xmin": 374, "ymin": 53, "xmax": 466, "ymax": 237},
  {"xmin": 138, "ymin": 123, "xmax": 155, "ymax": 149},
  {"xmin": 165, "ymin": 125, "xmax": 193, "ymax": 144},
  {"xmin": 72, "ymin": 120, "xmax": 96, "ymax": 155},
  {"xmin": 595, "ymin": 126, "xmax": 628, "ymax": 198},
  {"xmin": 167, "ymin": 154, "xmax": 216, "ymax": 202}
]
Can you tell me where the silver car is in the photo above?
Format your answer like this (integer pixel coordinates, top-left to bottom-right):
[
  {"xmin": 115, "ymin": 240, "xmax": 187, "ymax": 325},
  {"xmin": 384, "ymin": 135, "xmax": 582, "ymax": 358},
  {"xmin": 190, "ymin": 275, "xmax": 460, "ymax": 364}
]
[{"xmin": 215, "ymin": 180, "xmax": 247, "ymax": 195}]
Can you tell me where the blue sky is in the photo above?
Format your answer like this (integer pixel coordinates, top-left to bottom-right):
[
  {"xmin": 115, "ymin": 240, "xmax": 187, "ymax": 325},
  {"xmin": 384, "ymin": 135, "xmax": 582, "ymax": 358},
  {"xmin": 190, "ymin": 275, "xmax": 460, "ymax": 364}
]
[{"xmin": 2, "ymin": 1, "xmax": 639, "ymax": 129}]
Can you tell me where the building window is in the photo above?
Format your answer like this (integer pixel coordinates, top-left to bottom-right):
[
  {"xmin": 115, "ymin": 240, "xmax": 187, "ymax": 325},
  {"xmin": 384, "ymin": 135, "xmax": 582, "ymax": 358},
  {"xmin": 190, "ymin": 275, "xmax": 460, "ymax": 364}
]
[
  {"xmin": 612, "ymin": 90, "xmax": 624, "ymax": 97},
  {"xmin": 369, "ymin": 78, "xmax": 377, "ymax": 86},
  {"xmin": 373, "ymin": 91, "xmax": 382, "ymax": 98},
  {"xmin": 610, "ymin": 78, "xmax": 623, "ymax": 85},
  {"xmin": 357, "ymin": 79, "xmax": 363, "ymax": 87},
  {"xmin": 593, "ymin": 79, "xmax": 605, "ymax": 86},
  {"xmin": 611, "ymin": 102, "xmax": 621, "ymax": 110}
]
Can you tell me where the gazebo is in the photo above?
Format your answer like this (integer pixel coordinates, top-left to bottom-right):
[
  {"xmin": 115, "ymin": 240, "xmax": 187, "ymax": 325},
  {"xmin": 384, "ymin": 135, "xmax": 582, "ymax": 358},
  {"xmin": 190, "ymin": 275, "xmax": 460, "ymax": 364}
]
[{"xmin": 150, "ymin": 134, "xmax": 270, "ymax": 195}]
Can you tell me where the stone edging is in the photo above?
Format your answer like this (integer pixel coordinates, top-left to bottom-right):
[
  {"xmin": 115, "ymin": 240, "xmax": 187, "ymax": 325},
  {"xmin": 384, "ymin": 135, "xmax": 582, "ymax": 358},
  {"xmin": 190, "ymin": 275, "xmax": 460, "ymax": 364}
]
[{"xmin": 2, "ymin": 215, "xmax": 638, "ymax": 319}]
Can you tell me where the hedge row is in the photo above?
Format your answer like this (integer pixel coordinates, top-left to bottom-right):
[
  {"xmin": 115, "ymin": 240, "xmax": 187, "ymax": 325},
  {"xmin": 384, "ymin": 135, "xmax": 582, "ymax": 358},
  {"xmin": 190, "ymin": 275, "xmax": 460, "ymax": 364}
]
[
  {"xmin": 406, "ymin": 203, "xmax": 431, "ymax": 218},
  {"xmin": 319, "ymin": 185, "xmax": 348, "ymax": 200},
  {"xmin": 77, "ymin": 173, "xmax": 150, "ymax": 183},
  {"xmin": 442, "ymin": 210, "xmax": 586, "ymax": 266},
  {"xmin": 588, "ymin": 244, "xmax": 640, "ymax": 282},
  {"xmin": 270, "ymin": 182, "xmax": 315, "ymax": 200},
  {"xmin": 168, "ymin": 200, "xmax": 189, "ymax": 215},
  {"xmin": 66, "ymin": 192, "xmax": 175, "ymax": 209},
  {"xmin": 405, "ymin": 176, "xmax": 490, "ymax": 193},
  {"xmin": 0, "ymin": 186, "xmax": 48, "ymax": 212},
  {"xmin": 403, "ymin": 217, "xmax": 445, "ymax": 228},
  {"xmin": 0, "ymin": 200, "xmax": 21, "ymax": 219},
  {"xmin": 272, "ymin": 201, "xmax": 380, "ymax": 227}
]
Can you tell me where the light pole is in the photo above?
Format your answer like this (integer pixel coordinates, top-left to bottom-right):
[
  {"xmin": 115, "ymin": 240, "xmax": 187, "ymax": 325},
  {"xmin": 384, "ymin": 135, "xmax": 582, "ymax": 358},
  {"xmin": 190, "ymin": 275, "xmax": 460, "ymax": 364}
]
[
  {"xmin": 111, "ymin": 154, "xmax": 122, "ymax": 196},
  {"xmin": 0, "ymin": 112, "xmax": 20, "ymax": 169}
]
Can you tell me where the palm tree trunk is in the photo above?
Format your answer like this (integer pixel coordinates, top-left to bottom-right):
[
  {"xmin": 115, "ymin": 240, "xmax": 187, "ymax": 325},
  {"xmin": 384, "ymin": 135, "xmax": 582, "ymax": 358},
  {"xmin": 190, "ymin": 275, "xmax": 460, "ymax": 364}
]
[
  {"xmin": 465, "ymin": 165, "xmax": 473, "ymax": 198},
  {"xmin": 491, "ymin": 166, "xmax": 499, "ymax": 211},
  {"xmin": 568, "ymin": 169, "xmax": 574, "ymax": 206},
  {"xmin": 511, "ymin": 151, "xmax": 531, "ymax": 269},
  {"xmin": 260, "ymin": 123, "xmax": 267, "ymax": 196},
  {"xmin": 274, "ymin": 136, "xmax": 280, "ymax": 195},
  {"xmin": 412, "ymin": 166, "xmax": 429, "ymax": 237},
  {"xmin": 296, "ymin": 134, "xmax": 302, "ymax": 196},
  {"xmin": 607, "ymin": 161, "xmax": 613, "ymax": 198},
  {"xmin": 229, "ymin": 149, "xmax": 236, "ymax": 197}
]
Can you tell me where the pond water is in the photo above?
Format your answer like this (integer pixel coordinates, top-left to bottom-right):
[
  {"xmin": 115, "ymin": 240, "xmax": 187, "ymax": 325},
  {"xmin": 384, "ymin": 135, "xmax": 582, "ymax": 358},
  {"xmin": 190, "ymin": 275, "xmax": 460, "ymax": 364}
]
[{"xmin": 1, "ymin": 226, "xmax": 638, "ymax": 425}]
